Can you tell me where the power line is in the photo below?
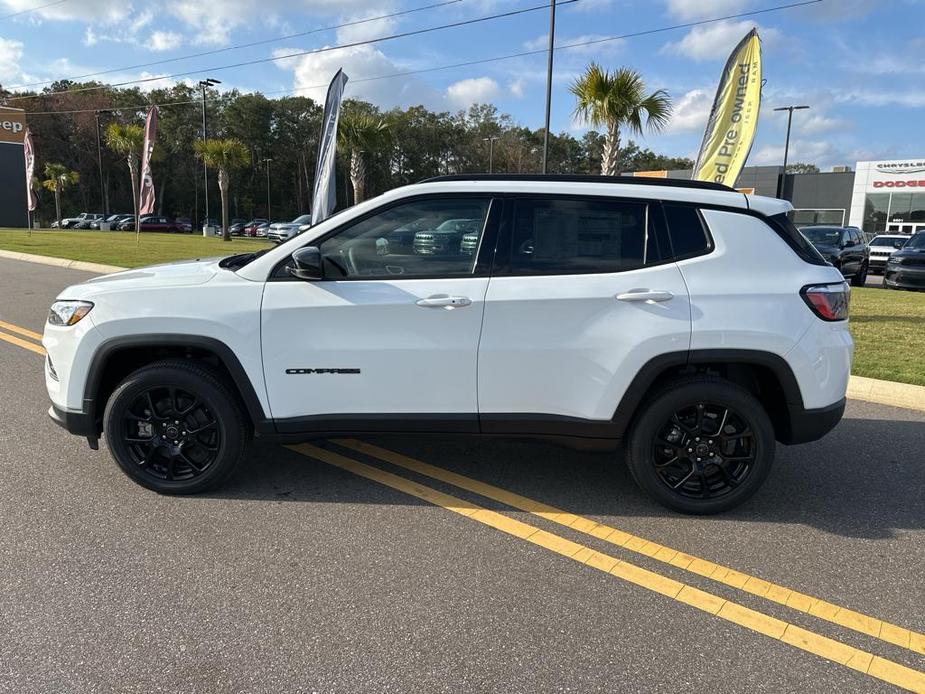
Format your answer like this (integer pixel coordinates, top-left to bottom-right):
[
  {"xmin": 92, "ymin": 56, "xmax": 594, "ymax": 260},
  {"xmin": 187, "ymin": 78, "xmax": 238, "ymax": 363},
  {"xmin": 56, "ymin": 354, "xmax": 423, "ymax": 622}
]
[
  {"xmin": 5, "ymin": 0, "xmax": 462, "ymax": 90},
  {"xmin": 6, "ymin": 0, "xmax": 579, "ymax": 102},
  {"xmin": 21, "ymin": 0, "xmax": 822, "ymax": 117},
  {"xmin": 0, "ymin": 0, "xmax": 67, "ymax": 21}
]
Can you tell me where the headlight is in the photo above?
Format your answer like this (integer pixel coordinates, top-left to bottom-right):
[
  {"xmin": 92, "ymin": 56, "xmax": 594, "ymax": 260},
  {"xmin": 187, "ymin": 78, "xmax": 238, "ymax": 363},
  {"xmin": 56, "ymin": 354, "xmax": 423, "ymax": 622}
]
[{"xmin": 48, "ymin": 300, "xmax": 94, "ymax": 326}]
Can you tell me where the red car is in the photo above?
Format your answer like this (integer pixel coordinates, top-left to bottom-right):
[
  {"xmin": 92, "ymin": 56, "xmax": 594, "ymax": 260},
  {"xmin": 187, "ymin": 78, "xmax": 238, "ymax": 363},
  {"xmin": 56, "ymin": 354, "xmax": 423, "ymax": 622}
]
[
  {"xmin": 137, "ymin": 215, "xmax": 182, "ymax": 233},
  {"xmin": 243, "ymin": 218, "xmax": 268, "ymax": 237}
]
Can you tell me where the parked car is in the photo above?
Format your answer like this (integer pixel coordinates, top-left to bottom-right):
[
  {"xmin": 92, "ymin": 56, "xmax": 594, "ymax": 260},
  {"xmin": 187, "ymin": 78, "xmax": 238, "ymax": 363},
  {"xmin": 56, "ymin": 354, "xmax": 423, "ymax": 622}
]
[
  {"xmin": 61, "ymin": 213, "xmax": 104, "ymax": 229},
  {"xmin": 267, "ymin": 214, "xmax": 312, "ymax": 243},
  {"xmin": 255, "ymin": 222, "xmax": 270, "ymax": 237},
  {"xmin": 801, "ymin": 225, "xmax": 869, "ymax": 286},
  {"xmin": 884, "ymin": 231, "xmax": 925, "ymax": 291},
  {"xmin": 413, "ymin": 218, "xmax": 482, "ymax": 255},
  {"xmin": 227, "ymin": 219, "xmax": 247, "ymax": 236},
  {"xmin": 243, "ymin": 218, "xmax": 269, "ymax": 237},
  {"xmin": 201, "ymin": 218, "xmax": 220, "ymax": 232},
  {"xmin": 72, "ymin": 213, "xmax": 106, "ymax": 229},
  {"xmin": 867, "ymin": 234, "xmax": 911, "ymax": 274},
  {"xmin": 115, "ymin": 216, "xmax": 136, "ymax": 231},
  {"xmin": 90, "ymin": 214, "xmax": 131, "ymax": 230},
  {"xmin": 44, "ymin": 174, "xmax": 851, "ymax": 514},
  {"xmin": 138, "ymin": 216, "xmax": 182, "ymax": 233},
  {"xmin": 175, "ymin": 217, "xmax": 193, "ymax": 233}
]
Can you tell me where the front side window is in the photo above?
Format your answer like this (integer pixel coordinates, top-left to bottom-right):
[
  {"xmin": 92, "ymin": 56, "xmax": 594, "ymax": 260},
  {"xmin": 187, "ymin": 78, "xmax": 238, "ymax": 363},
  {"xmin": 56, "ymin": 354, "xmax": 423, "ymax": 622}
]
[
  {"xmin": 509, "ymin": 197, "xmax": 656, "ymax": 275},
  {"xmin": 318, "ymin": 197, "xmax": 490, "ymax": 279}
]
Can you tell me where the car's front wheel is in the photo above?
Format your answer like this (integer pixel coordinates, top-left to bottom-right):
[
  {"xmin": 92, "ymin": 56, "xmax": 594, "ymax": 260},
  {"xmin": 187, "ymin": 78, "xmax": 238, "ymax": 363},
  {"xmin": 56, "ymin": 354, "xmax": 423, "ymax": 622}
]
[
  {"xmin": 103, "ymin": 359, "xmax": 250, "ymax": 494},
  {"xmin": 625, "ymin": 377, "xmax": 776, "ymax": 514}
]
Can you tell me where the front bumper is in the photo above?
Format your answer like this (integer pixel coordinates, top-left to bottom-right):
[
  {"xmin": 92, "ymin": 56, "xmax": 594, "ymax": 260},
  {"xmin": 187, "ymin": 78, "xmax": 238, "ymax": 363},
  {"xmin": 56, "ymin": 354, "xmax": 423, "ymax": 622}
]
[
  {"xmin": 884, "ymin": 265, "xmax": 925, "ymax": 290},
  {"xmin": 48, "ymin": 404, "xmax": 99, "ymax": 448}
]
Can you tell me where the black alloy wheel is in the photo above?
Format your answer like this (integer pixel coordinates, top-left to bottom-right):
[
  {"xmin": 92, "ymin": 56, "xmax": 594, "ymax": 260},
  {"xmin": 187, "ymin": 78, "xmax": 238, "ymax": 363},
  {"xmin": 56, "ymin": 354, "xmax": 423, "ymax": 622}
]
[
  {"xmin": 626, "ymin": 377, "xmax": 775, "ymax": 514},
  {"xmin": 104, "ymin": 359, "xmax": 249, "ymax": 494}
]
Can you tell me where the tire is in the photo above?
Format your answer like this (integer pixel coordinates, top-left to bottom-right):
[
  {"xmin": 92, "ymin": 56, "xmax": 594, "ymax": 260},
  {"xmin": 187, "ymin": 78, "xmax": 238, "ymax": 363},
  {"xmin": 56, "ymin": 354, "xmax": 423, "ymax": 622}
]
[
  {"xmin": 625, "ymin": 376, "xmax": 776, "ymax": 515},
  {"xmin": 850, "ymin": 261, "xmax": 868, "ymax": 287},
  {"xmin": 103, "ymin": 359, "xmax": 250, "ymax": 494}
]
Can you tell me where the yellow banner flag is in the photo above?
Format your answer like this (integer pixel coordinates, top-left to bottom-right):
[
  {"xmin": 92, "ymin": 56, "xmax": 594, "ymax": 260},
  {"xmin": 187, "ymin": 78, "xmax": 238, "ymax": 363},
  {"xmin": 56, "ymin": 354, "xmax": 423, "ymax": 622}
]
[{"xmin": 692, "ymin": 29, "xmax": 762, "ymax": 186}]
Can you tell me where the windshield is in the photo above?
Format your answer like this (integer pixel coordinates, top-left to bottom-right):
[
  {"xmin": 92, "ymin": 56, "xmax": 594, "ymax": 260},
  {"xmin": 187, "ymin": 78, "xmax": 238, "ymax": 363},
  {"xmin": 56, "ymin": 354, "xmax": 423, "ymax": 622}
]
[
  {"xmin": 291, "ymin": 214, "xmax": 311, "ymax": 224},
  {"xmin": 906, "ymin": 233, "xmax": 925, "ymax": 250},
  {"xmin": 802, "ymin": 227, "xmax": 842, "ymax": 245},
  {"xmin": 870, "ymin": 236, "xmax": 907, "ymax": 248}
]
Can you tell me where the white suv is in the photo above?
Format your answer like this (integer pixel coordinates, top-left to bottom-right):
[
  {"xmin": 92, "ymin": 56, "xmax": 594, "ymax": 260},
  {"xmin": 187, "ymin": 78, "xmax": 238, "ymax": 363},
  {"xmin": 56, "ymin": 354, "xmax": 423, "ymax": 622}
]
[{"xmin": 43, "ymin": 175, "xmax": 852, "ymax": 514}]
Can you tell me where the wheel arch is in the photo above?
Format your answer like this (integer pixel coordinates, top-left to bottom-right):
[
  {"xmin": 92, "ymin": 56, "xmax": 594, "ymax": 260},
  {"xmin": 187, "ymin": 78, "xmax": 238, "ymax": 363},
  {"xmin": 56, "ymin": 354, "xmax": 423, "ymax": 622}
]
[
  {"xmin": 84, "ymin": 334, "xmax": 271, "ymax": 437},
  {"xmin": 611, "ymin": 349, "xmax": 805, "ymax": 443}
]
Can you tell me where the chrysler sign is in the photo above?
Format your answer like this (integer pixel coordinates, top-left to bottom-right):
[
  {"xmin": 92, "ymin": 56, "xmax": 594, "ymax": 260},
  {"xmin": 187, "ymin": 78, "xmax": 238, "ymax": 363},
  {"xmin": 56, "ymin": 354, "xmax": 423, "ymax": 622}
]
[{"xmin": 875, "ymin": 161, "xmax": 925, "ymax": 174}]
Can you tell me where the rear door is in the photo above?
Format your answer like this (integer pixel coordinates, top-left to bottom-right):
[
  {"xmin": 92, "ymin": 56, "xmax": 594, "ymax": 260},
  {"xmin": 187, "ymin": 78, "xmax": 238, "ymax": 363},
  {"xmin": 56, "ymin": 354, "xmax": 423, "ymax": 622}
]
[{"xmin": 477, "ymin": 195, "xmax": 692, "ymax": 428}]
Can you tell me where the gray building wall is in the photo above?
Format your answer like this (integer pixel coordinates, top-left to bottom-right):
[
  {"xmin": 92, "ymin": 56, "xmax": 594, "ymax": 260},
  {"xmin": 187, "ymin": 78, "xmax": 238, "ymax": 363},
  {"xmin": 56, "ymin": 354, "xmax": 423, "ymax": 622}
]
[
  {"xmin": 657, "ymin": 165, "xmax": 783, "ymax": 197},
  {"xmin": 783, "ymin": 171, "xmax": 854, "ymax": 213}
]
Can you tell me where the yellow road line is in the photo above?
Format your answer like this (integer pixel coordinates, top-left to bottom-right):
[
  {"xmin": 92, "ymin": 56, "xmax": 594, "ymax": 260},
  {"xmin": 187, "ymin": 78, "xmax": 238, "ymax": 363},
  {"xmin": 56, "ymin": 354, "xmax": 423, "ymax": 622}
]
[
  {"xmin": 291, "ymin": 443, "xmax": 925, "ymax": 693},
  {"xmin": 0, "ymin": 319, "xmax": 43, "ymax": 342},
  {"xmin": 335, "ymin": 439, "xmax": 925, "ymax": 658},
  {"xmin": 0, "ymin": 329, "xmax": 46, "ymax": 356}
]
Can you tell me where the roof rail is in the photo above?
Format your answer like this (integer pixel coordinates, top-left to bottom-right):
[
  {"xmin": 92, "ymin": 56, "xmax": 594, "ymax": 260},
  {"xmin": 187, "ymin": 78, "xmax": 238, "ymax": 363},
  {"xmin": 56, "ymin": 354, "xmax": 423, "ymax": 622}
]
[{"xmin": 419, "ymin": 173, "xmax": 737, "ymax": 193}]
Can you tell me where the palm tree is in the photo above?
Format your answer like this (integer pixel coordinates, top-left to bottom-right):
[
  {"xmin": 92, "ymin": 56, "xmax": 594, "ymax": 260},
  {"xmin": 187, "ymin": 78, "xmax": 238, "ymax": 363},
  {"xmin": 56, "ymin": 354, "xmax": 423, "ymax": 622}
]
[
  {"xmin": 104, "ymin": 122, "xmax": 145, "ymax": 237},
  {"xmin": 194, "ymin": 138, "xmax": 251, "ymax": 241},
  {"xmin": 41, "ymin": 163, "xmax": 79, "ymax": 229},
  {"xmin": 570, "ymin": 64, "xmax": 673, "ymax": 176},
  {"xmin": 337, "ymin": 112, "xmax": 390, "ymax": 204}
]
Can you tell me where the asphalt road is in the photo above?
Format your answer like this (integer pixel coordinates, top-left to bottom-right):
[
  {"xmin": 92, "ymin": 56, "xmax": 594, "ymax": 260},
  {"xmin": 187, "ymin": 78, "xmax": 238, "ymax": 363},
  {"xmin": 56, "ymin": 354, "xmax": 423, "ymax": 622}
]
[{"xmin": 0, "ymin": 257, "xmax": 922, "ymax": 694}]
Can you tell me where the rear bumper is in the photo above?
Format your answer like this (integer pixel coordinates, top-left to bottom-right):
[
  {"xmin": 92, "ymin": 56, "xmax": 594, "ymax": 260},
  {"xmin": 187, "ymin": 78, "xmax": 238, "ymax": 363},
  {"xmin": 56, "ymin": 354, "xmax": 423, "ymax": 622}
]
[{"xmin": 779, "ymin": 398, "xmax": 845, "ymax": 445}]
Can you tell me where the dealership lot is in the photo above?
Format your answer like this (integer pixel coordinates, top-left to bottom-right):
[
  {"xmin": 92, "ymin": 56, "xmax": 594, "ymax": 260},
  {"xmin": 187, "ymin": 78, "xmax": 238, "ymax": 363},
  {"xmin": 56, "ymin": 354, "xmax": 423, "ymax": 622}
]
[{"xmin": 0, "ymin": 258, "xmax": 922, "ymax": 693}]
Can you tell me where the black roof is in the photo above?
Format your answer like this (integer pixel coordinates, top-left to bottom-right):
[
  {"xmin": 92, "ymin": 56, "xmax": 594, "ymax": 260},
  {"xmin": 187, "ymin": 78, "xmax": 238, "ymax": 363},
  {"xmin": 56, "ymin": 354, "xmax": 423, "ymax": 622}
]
[{"xmin": 420, "ymin": 173, "xmax": 737, "ymax": 193}]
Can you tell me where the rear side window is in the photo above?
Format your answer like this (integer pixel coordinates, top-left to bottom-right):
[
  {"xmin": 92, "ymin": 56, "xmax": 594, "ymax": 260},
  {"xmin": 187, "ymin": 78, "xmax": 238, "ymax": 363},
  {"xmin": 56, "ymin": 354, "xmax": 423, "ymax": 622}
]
[
  {"xmin": 508, "ymin": 197, "xmax": 658, "ymax": 275},
  {"xmin": 663, "ymin": 204, "xmax": 711, "ymax": 258},
  {"xmin": 767, "ymin": 213, "xmax": 828, "ymax": 266}
]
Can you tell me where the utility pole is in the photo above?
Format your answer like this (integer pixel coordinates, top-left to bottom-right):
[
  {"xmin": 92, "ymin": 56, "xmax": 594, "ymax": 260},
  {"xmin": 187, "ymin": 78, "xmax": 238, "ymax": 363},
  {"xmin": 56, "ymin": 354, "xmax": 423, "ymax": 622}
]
[
  {"xmin": 198, "ymin": 78, "xmax": 221, "ymax": 229},
  {"xmin": 264, "ymin": 158, "xmax": 273, "ymax": 219},
  {"xmin": 541, "ymin": 0, "xmax": 556, "ymax": 174},
  {"xmin": 94, "ymin": 111, "xmax": 105, "ymax": 215},
  {"xmin": 773, "ymin": 104, "xmax": 809, "ymax": 198},
  {"xmin": 482, "ymin": 136, "xmax": 499, "ymax": 173}
]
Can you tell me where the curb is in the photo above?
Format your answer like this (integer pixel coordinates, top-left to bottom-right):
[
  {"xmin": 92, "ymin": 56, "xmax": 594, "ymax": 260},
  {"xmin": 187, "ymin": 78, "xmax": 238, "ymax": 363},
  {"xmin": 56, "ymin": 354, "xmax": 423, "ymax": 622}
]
[
  {"xmin": 0, "ymin": 249, "xmax": 126, "ymax": 275},
  {"xmin": 847, "ymin": 375, "xmax": 925, "ymax": 413},
  {"xmin": 1, "ymin": 248, "xmax": 923, "ymax": 414}
]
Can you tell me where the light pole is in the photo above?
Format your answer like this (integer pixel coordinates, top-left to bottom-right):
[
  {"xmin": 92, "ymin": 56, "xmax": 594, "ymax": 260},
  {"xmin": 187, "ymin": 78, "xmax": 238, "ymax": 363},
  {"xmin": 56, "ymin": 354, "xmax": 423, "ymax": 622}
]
[
  {"xmin": 94, "ymin": 111, "xmax": 105, "ymax": 215},
  {"xmin": 542, "ymin": 0, "xmax": 556, "ymax": 174},
  {"xmin": 264, "ymin": 157, "xmax": 273, "ymax": 219},
  {"xmin": 482, "ymin": 136, "xmax": 499, "ymax": 173},
  {"xmin": 198, "ymin": 78, "xmax": 221, "ymax": 229},
  {"xmin": 773, "ymin": 104, "xmax": 809, "ymax": 198}
]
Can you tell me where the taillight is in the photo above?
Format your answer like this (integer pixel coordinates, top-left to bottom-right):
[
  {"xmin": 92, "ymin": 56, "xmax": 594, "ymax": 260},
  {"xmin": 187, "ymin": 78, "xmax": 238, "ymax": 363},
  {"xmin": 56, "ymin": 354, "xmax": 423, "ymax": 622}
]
[{"xmin": 801, "ymin": 283, "xmax": 850, "ymax": 321}]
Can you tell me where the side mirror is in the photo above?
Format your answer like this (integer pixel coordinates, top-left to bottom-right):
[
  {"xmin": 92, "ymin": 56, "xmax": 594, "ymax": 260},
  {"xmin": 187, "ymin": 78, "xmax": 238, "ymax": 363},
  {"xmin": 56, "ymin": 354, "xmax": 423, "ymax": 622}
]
[{"xmin": 287, "ymin": 246, "xmax": 323, "ymax": 281}]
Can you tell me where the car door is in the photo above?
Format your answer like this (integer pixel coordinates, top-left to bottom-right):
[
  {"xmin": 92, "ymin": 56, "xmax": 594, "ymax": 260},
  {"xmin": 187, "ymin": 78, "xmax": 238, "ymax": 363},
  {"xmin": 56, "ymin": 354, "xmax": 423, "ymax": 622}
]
[
  {"xmin": 477, "ymin": 195, "xmax": 692, "ymax": 430},
  {"xmin": 261, "ymin": 195, "xmax": 500, "ymax": 431}
]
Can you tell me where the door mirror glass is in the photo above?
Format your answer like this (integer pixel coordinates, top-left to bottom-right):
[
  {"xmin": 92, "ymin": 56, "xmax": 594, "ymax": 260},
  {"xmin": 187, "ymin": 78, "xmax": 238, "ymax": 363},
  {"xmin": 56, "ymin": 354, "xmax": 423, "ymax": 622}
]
[{"xmin": 287, "ymin": 246, "xmax": 323, "ymax": 281}]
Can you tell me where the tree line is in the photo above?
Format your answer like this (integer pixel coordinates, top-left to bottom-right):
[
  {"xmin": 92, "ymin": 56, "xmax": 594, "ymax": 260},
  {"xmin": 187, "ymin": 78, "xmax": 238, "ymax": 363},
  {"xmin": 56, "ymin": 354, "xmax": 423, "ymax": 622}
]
[{"xmin": 11, "ymin": 67, "xmax": 694, "ymax": 228}]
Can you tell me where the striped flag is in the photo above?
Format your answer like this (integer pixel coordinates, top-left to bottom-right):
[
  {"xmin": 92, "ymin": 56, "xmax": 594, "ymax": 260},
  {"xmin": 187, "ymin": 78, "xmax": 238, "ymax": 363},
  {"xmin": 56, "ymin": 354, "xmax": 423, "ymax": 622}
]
[
  {"xmin": 23, "ymin": 126, "xmax": 36, "ymax": 212},
  {"xmin": 311, "ymin": 69, "xmax": 349, "ymax": 226}
]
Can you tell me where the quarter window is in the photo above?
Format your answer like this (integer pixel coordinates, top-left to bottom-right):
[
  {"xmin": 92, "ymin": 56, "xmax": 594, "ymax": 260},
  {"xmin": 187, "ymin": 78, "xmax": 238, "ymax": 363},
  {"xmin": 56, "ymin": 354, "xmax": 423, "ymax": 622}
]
[
  {"xmin": 509, "ymin": 197, "xmax": 657, "ymax": 275},
  {"xmin": 318, "ymin": 197, "xmax": 491, "ymax": 279},
  {"xmin": 663, "ymin": 204, "xmax": 711, "ymax": 258}
]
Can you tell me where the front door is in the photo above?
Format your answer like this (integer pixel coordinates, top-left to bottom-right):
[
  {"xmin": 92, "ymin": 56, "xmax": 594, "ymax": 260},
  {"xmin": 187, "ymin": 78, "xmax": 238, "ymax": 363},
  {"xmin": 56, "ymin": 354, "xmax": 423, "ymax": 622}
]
[
  {"xmin": 478, "ymin": 195, "xmax": 692, "ymax": 427},
  {"xmin": 261, "ymin": 195, "xmax": 498, "ymax": 430}
]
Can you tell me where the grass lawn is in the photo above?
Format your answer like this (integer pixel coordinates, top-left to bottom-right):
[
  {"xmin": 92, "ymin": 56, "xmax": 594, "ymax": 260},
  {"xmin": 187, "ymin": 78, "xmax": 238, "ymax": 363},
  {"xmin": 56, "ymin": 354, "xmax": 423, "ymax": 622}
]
[
  {"xmin": 849, "ymin": 286, "xmax": 925, "ymax": 387},
  {"xmin": 2, "ymin": 228, "xmax": 924, "ymax": 386},
  {"xmin": 0, "ymin": 228, "xmax": 271, "ymax": 268}
]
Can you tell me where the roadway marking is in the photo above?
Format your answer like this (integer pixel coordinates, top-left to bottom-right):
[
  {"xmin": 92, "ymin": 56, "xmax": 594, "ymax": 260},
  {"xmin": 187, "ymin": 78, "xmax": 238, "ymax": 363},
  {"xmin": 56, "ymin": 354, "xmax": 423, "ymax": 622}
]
[
  {"xmin": 0, "ymin": 328, "xmax": 45, "ymax": 355},
  {"xmin": 0, "ymin": 319, "xmax": 43, "ymax": 342},
  {"xmin": 335, "ymin": 439, "xmax": 925, "ymax": 658},
  {"xmin": 291, "ymin": 443, "xmax": 925, "ymax": 693}
]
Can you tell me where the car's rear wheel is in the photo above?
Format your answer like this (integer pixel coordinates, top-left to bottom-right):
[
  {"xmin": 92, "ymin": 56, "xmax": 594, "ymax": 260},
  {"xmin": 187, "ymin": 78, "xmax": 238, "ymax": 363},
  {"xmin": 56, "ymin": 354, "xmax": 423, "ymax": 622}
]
[
  {"xmin": 626, "ymin": 377, "xmax": 775, "ymax": 514},
  {"xmin": 851, "ymin": 261, "xmax": 869, "ymax": 287},
  {"xmin": 103, "ymin": 359, "xmax": 250, "ymax": 494}
]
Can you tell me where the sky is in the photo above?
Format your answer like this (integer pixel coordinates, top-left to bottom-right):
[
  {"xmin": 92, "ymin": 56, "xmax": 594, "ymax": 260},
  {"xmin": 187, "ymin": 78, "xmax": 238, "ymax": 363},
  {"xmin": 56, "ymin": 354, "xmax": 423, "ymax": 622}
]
[{"xmin": 0, "ymin": 0, "xmax": 923, "ymax": 170}]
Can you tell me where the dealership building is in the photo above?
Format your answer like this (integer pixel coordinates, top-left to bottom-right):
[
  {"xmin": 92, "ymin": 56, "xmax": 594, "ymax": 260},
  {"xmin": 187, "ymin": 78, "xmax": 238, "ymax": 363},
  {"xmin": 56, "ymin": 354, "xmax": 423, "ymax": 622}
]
[{"xmin": 631, "ymin": 158, "xmax": 925, "ymax": 238}]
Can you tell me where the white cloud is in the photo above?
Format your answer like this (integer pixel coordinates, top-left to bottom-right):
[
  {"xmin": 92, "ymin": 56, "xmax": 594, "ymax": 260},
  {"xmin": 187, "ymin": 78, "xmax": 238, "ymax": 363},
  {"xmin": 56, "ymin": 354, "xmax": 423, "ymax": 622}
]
[
  {"xmin": 446, "ymin": 76, "xmax": 500, "ymax": 109},
  {"xmin": 0, "ymin": 0, "xmax": 131, "ymax": 22},
  {"xmin": 83, "ymin": 26, "xmax": 97, "ymax": 46},
  {"xmin": 509, "ymin": 78, "xmax": 525, "ymax": 98},
  {"xmin": 800, "ymin": 113, "xmax": 850, "ymax": 135},
  {"xmin": 335, "ymin": 9, "xmax": 397, "ymax": 44},
  {"xmin": 0, "ymin": 36, "xmax": 23, "ymax": 83},
  {"xmin": 148, "ymin": 30, "xmax": 182, "ymax": 52},
  {"xmin": 663, "ymin": 20, "xmax": 776, "ymax": 61},
  {"xmin": 666, "ymin": 88, "xmax": 713, "ymax": 134},
  {"xmin": 274, "ymin": 43, "xmax": 438, "ymax": 108},
  {"xmin": 664, "ymin": 0, "xmax": 753, "ymax": 21}
]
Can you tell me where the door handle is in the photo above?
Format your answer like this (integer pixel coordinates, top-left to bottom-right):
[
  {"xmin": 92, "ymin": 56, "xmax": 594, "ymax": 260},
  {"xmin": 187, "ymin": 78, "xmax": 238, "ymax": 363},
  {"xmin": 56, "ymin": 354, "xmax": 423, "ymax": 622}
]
[
  {"xmin": 616, "ymin": 289, "xmax": 674, "ymax": 303},
  {"xmin": 416, "ymin": 295, "xmax": 472, "ymax": 308}
]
